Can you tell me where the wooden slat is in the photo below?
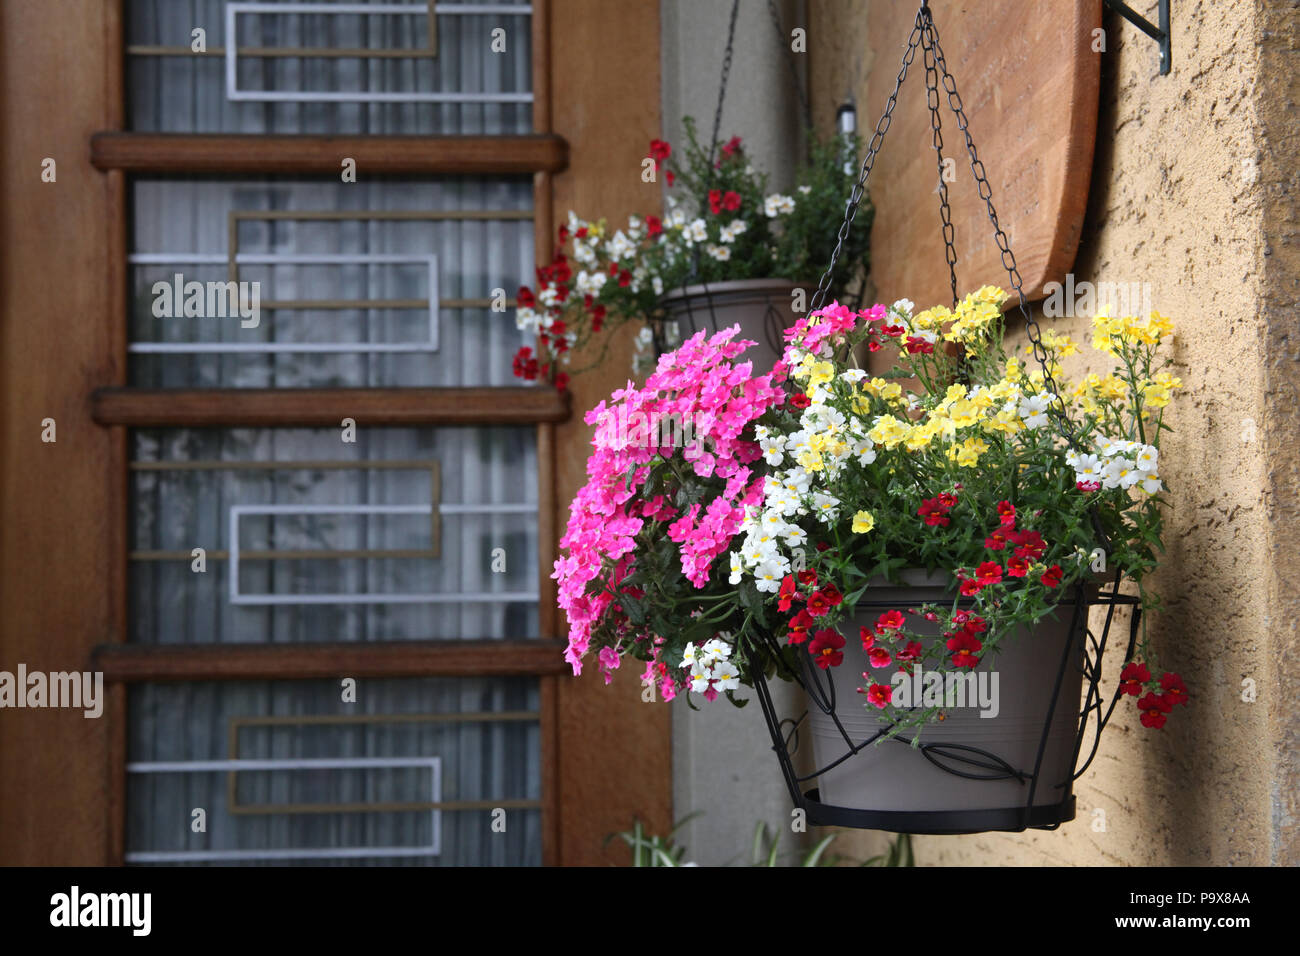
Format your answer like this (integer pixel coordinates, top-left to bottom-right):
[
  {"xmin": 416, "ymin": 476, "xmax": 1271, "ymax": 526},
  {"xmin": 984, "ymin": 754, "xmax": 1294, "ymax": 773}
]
[
  {"xmin": 89, "ymin": 132, "xmax": 568, "ymax": 175},
  {"xmin": 92, "ymin": 387, "xmax": 570, "ymax": 427},
  {"xmin": 94, "ymin": 640, "xmax": 569, "ymax": 682}
]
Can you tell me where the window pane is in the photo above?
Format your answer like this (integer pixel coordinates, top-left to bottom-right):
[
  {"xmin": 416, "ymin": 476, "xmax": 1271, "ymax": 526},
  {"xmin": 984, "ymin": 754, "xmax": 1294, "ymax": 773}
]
[
  {"xmin": 130, "ymin": 426, "xmax": 539, "ymax": 642},
  {"xmin": 129, "ymin": 176, "xmax": 534, "ymax": 387},
  {"xmin": 126, "ymin": 0, "xmax": 534, "ymax": 134},
  {"xmin": 126, "ymin": 677, "xmax": 542, "ymax": 865}
]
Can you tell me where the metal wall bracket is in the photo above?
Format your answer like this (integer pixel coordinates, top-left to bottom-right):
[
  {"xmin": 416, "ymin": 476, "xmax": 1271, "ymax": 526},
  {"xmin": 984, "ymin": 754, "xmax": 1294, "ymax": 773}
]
[{"xmin": 1103, "ymin": 0, "xmax": 1171, "ymax": 75}]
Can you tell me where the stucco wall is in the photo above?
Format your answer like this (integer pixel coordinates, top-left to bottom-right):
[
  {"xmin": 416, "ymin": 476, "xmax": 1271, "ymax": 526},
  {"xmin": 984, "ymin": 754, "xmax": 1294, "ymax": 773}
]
[{"xmin": 808, "ymin": 0, "xmax": 1297, "ymax": 865}]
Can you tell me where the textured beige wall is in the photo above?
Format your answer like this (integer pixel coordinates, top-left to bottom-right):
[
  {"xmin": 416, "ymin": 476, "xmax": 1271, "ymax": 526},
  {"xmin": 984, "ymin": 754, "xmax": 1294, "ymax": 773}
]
[{"xmin": 808, "ymin": 0, "xmax": 1297, "ymax": 866}]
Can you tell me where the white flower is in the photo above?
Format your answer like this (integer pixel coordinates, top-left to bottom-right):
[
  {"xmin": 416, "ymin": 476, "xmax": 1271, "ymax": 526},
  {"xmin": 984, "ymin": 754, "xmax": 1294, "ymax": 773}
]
[
  {"xmin": 538, "ymin": 286, "xmax": 560, "ymax": 308},
  {"xmin": 1073, "ymin": 454, "xmax": 1103, "ymax": 484},
  {"xmin": 1134, "ymin": 444, "xmax": 1158, "ymax": 473},
  {"xmin": 1018, "ymin": 393, "xmax": 1054, "ymax": 429},
  {"xmin": 652, "ymin": 276, "xmax": 664, "ymax": 296},
  {"xmin": 1141, "ymin": 474, "xmax": 1163, "ymax": 494},
  {"xmin": 728, "ymin": 551, "xmax": 743, "ymax": 585},
  {"xmin": 687, "ymin": 219, "xmax": 709, "ymax": 243},
  {"xmin": 1101, "ymin": 458, "xmax": 1141, "ymax": 490},
  {"xmin": 575, "ymin": 270, "xmax": 607, "ymax": 296},
  {"xmin": 706, "ymin": 243, "xmax": 732, "ymax": 262},
  {"xmin": 754, "ymin": 560, "xmax": 786, "ymax": 592},
  {"xmin": 764, "ymin": 193, "xmax": 796, "ymax": 217},
  {"xmin": 841, "ymin": 368, "xmax": 868, "ymax": 384},
  {"xmin": 719, "ymin": 219, "xmax": 748, "ymax": 243},
  {"xmin": 606, "ymin": 230, "xmax": 636, "ymax": 261},
  {"xmin": 701, "ymin": 638, "xmax": 732, "ymax": 664},
  {"xmin": 851, "ymin": 437, "xmax": 877, "ymax": 466},
  {"xmin": 811, "ymin": 492, "xmax": 840, "ymax": 524},
  {"xmin": 712, "ymin": 661, "xmax": 741, "ymax": 691},
  {"xmin": 681, "ymin": 643, "xmax": 699, "ymax": 669},
  {"xmin": 783, "ymin": 524, "xmax": 808, "ymax": 548},
  {"xmin": 797, "ymin": 184, "xmax": 812, "ymax": 195},
  {"xmin": 573, "ymin": 239, "xmax": 597, "ymax": 264},
  {"xmin": 759, "ymin": 435, "xmax": 785, "ymax": 465},
  {"xmin": 515, "ymin": 307, "xmax": 539, "ymax": 333},
  {"xmin": 689, "ymin": 666, "xmax": 712, "ymax": 694},
  {"xmin": 891, "ymin": 298, "xmax": 915, "ymax": 317},
  {"xmin": 635, "ymin": 326, "xmax": 654, "ymax": 348}
]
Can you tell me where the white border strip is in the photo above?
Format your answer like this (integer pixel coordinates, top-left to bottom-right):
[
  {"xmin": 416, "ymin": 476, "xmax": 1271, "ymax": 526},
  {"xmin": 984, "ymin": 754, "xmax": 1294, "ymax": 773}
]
[
  {"xmin": 129, "ymin": 253, "xmax": 438, "ymax": 354},
  {"xmin": 125, "ymin": 756, "xmax": 441, "ymax": 862},
  {"xmin": 226, "ymin": 3, "xmax": 534, "ymax": 103},
  {"xmin": 229, "ymin": 503, "xmax": 540, "ymax": 605}
]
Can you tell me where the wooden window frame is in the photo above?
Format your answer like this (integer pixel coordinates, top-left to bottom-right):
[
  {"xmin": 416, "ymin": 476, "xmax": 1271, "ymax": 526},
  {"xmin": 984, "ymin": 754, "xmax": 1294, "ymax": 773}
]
[{"xmin": 0, "ymin": 0, "xmax": 669, "ymax": 868}]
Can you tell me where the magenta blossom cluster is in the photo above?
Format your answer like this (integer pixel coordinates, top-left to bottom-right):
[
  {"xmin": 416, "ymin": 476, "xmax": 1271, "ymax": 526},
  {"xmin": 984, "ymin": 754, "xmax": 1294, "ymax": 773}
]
[
  {"xmin": 781, "ymin": 300, "xmax": 886, "ymax": 365},
  {"xmin": 553, "ymin": 326, "xmax": 786, "ymax": 682}
]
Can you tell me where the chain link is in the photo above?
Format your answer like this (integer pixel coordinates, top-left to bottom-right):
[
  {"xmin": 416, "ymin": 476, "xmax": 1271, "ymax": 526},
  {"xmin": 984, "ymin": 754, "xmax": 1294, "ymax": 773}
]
[
  {"xmin": 922, "ymin": 25, "xmax": 958, "ymax": 309},
  {"xmin": 810, "ymin": 8, "xmax": 926, "ymax": 313},
  {"xmin": 922, "ymin": 8, "xmax": 1079, "ymax": 444}
]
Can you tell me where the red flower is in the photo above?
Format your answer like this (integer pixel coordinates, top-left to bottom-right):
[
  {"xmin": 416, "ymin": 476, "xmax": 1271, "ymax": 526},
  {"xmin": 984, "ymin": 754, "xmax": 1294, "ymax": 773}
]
[
  {"xmin": 951, "ymin": 610, "xmax": 987, "ymax": 633},
  {"xmin": 554, "ymin": 372, "xmax": 570, "ymax": 392},
  {"xmin": 809, "ymin": 629, "xmax": 846, "ymax": 669},
  {"xmin": 997, "ymin": 500, "xmax": 1016, "ymax": 528},
  {"xmin": 590, "ymin": 304, "xmax": 607, "ymax": 332},
  {"xmin": 947, "ymin": 631, "xmax": 983, "ymax": 668},
  {"xmin": 975, "ymin": 561, "xmax": 1003, "ymax": 586},
  {"xmin": 1138, "ymin": 692, "xmax": 1172, "ymax": 729},
  {"xmin": 806, "ymin": 590, "xmax": 833, "ymax": 618},
  {"xmin": 786, "ymin": 609, "xmax": 815, "ymax": 645},
  {"xmin": 1160, "ymin": 672, "xmax": 1189, "ymax": 706},
  {"xmin": 959, "ymin": 579, "xmax": 983, "ymax": 596},
  {"xmin": 904, "ymin": 336, "xmax": 934, "ymax": 354},
  {"xmin": 881, "ymin": 323, "xmax": 906, "ymax": 338},
  {"xmin": 1077, "ymin": 480, "xmax": 1101, "ymax": 492},
  {"xmin": 720, "ymin": 135, "xmax": 743, "ymax": 158},
  {"xmin": 984, "ymin": 528, "xmax": 1010, "ymax": 550},
  {"xmin": 665, "ymin": 170, "xmax": 675, "ymax": 187},
  {"xmin": 557, "ymin": 224, "xmax": 570, "ymax": 244},
  {"xmin": 516, "ymin": 285, "xmax": 536, "ymax": 309},
  {"xmin": 777, "ymin": 575, "xmax": 799, "ymax": 612},
  {"xmin": 797, "ymin": 569, "xmax": 818, "ymax": 587},
  {"xmin": 937, "ymin": 493, "xmax": 958, "ymax": 510},
  {"xmin": 1006, "ymin": 555, "xmax": 1030, "ymax": 578},
  {"xmin": 868, "ymin": 647, "xmax": 893, "ymax": 669},
  {"xmin": 1119, "ymin": 661, "xmax": 1150, "ymax": 696},
  {"xmin": 1010, "ymin": 529, "xmax": 1046, "ymax": 561},
  {"xmin": 1041, "ymin": 564, "xmax": 1063, "ymax": 589},
  {"xmin": 646, "ymin": 215, "xmax": 663, "ymax": 236},
  {"xmin": 897, "ymin": 640, "xmax": 923, "ymax": 665},
  {"xmin": 918, "ymin": 498, "xmax": 951, "ymax": 527},
  {"xmin": 722, "ymin": 190, "xmax": 742, "ymax": 212},
  {"xmin": 859, "ymin": 626, "xmax": 875, "ymax": 651},
  {"xmin": 789, "ymin": 393, "xmax": 811, "ymax": 410},
  {"xmin": 511, "ymin": 346, "xmax": 538, "ymax": 380},
  {"xmin": 875, "ymin": 609, "xmax": 906, "ymax": 633},
  {"xmin": 817, "ymin": 584, "xmax": 843, "ymax": 608},
  {"xmin": 648, "ymin": 138, "xmax": 671, "ymax": 165},
  {"xmin": 618, "ymin": 270, "xmax": 632, "ymax": 288},
  {"xmin": 708, "ymin": 189, "xmax": 724, "ymax": 215},
  {"xmin": 863, "ymin": 683, "xmax": 893, "ymax": 709}
]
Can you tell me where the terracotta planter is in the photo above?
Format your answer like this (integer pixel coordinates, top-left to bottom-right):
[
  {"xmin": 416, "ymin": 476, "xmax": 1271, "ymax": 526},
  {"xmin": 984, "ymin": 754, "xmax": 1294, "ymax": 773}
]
[
  {"xmin": 799, "ymin": 569, "xmax": 1090, "ymax": 833},
  {"xmin": 658, "ymin": 278, "xmax": 805, "ymax": 374}
]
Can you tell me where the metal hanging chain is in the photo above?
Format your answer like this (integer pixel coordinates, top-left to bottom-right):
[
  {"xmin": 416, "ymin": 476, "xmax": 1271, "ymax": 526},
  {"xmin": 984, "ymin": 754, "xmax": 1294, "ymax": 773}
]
[
  {"xmin": 921, "ymin": 9, "xmax": 1079, "ymax": 445},
  {"xmin": 707, "ymin": 0, "xmax": 742, "ymax": 172},
  {"xmin": 810, "ymin": 7, "xmax": 927, "ymax": 313},
  {"xmin": 767, "ymin": 0, "xmax": 814, "ymax": 136},
  {"xmin": 922, "ymin": 25, "xmax": 958, "ymax": 310}
]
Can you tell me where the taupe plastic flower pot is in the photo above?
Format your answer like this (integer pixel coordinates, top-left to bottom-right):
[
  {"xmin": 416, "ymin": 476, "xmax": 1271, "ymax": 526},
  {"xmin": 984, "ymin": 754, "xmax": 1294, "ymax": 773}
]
[
  {"xmin": 803, "ymin": 569, "xmax": 1088, "ymax": 832},
  {"xmin": 658, "ymin": 278, "xmax": 805, "ymax": 374}
]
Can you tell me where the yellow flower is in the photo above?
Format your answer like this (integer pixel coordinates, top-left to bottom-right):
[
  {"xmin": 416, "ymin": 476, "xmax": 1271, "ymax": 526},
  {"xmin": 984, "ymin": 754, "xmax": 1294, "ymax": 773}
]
[
  {"xmin": 949, "ymin": 399, "xmax": 980, "ymax": 428},
  {"xmin": 868, "ymin": 415, "xmax": 909, "ymax": 449},
  {"xmin": 809, "ymin": 361, "xmax": 835, "ymax": 387},
  {"xmin": 1042, "ymin": 329, "xmax": 1079, "ymax": 356},
  {"xmin": 948, "ymin": 436, "xmax": 990, "ymax": 467},
  {"xmin": 796, "ymin": 450, "xmax": 825, "ymax": 472},
  {"xmin": 852, "ymin": 511, "xmax": 875, "ymax": 534}
]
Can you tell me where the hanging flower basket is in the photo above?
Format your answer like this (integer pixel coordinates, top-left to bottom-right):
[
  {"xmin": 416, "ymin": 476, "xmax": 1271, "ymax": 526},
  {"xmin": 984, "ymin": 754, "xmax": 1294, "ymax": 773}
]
[
  {"xmin": 510, "ymin": 119, "xmax": 871, "ymax": 387},
  {"xmin": 658, "ymin": 278, "xmax": 807, "ymax": 374},
  {"xmin": 553, "ymin": 1, "xmax": 1188, "ymax": 834}
]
